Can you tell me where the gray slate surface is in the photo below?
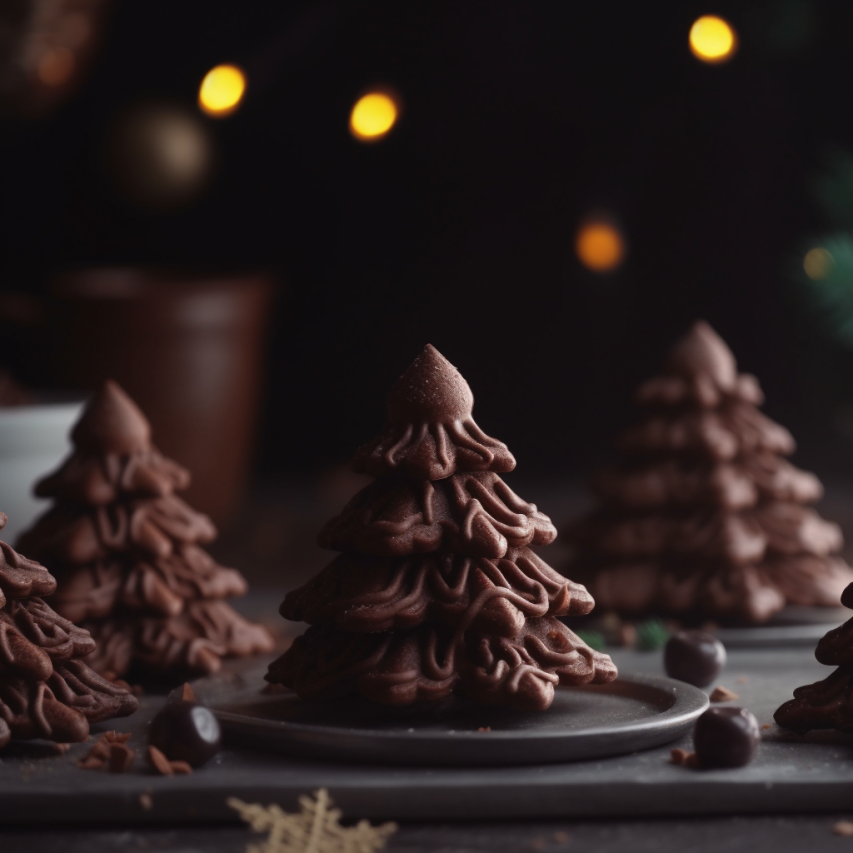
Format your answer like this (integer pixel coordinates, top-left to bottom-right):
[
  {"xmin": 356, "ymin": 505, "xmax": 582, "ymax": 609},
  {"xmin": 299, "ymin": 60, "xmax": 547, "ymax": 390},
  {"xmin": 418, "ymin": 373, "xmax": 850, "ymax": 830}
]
[{"xmin": 0, "ymin": 640, "xmax": 849, "ymax": 825}]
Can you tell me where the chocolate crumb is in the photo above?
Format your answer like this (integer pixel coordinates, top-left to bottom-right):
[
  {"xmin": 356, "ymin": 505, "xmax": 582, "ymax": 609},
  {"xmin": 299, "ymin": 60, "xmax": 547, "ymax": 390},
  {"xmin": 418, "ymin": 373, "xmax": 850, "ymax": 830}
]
[
  {"xmin": 77, "ymin": 732, "xmax": 133, "ymax": 771},
  {"xmin": 618, "ymin": 623, "xmax": 637, "ymax": 647},
  {"xmin": 167, "ymin": 682, "xmax": 197, "ymax": 706},
  {"xmin": 670, "ymin": 748, "xmax": 690, "ymax": 765},
  {"xmin": 139, "ymin": 792, "xmax": 153, "ymax": 811},
  {"xmin": 104, "ymin": 731, "xmax": 131, "ymax": 744},
  {"xmin": 685, "ymin": 752, "xmax": 701, "ymax": 769},
  {"xmin": 148, "ymin": 745, "xmax": 193, "ymax": 776},
  {"xmin": 148, "ymin": 745, "xmax": 173, "ymax": 776},
  {"xmin": 108, "ymin": 743, "xmax": 135, "ymax": 774},
  {"xmin": 710, "ymin": 686, "xmax": 739, "ymax": 702},
  {"xmin": 834, "ymin": 821, "xmax": 853, "ymax": 837}
]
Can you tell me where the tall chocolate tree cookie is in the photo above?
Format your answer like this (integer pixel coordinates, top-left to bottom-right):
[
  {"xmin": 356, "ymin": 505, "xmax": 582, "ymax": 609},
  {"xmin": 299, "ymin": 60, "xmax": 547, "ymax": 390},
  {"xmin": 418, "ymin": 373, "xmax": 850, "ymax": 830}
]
[
  {"xmin": 0, "ymin": 511, "xmax": 137, "ymax": 747},
  {"xmin": 266, "ymin": 345, "xmax": 616, "ymax": 710},
  {"xmin": 18, "ymin": 381, "xmax": 273, "ymax": 678},
  {"xmin": 775, "ymin": 582, "xmax": 853, "ymax": 733},
  {"xmin": 567, "ymin": 321, "xmax": 853, "ymax": 624}
]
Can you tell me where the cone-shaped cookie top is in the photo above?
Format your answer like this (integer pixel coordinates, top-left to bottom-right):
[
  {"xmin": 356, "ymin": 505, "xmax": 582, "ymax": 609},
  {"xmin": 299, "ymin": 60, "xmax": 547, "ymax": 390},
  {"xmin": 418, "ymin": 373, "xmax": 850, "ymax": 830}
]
[
  {"xmin": 27, "ymin": 380, "xmax": 190, "ymax": 507},
  {"xmin": 387, "ymin": 345, "xmax": 475, "ymax": 424},
  {"xmin": 71, "ymin": 381, "xmax": 151, "ymax": 455},
  {"xmin": 354, "ymin": 345, "xmax": 515, "ymax": 480},
  {"xmin": 634, "ymin": 320, "xmax": 765, "ymax": 411},
  {"xmin": 664, "ymin": 321, "xmax": 737, "ymax": 390}
]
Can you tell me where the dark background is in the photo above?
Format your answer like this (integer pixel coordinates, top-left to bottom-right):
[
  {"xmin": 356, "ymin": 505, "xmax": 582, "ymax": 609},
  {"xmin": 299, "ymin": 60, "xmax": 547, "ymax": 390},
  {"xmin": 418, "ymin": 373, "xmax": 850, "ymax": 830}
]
[{"xmin": 4, "ymin": 0, "xmax": 853, "ymax": 485}]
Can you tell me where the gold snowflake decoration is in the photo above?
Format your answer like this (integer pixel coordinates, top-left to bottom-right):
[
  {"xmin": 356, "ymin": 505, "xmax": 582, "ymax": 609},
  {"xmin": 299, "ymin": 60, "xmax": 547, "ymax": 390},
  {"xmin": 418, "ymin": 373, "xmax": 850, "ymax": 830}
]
[{"xmin": 228, "ymin": 788, "xmax": 398, "ymax": 853}]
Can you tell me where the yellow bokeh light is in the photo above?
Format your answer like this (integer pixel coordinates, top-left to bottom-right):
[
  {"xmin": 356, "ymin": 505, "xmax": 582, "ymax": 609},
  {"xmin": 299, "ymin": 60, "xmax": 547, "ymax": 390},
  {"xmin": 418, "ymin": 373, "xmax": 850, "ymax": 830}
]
[
  {"xmin": 198, "ymin": 64, "xmax": 246, "ymax": 117},
  {"xmin": 349, "ymin": 92, "xmax": 398, "ymax": 142},
  {"xmin": 689, "ymin": 15, "xmax": 737, "ymax": 63},
  {"xmin": 804, "ymin": 247, "xmax": 834, "ymax": 280},
  {"xmin": 576, "ymin": 222, "xmax": 625, "ymax": 273}
]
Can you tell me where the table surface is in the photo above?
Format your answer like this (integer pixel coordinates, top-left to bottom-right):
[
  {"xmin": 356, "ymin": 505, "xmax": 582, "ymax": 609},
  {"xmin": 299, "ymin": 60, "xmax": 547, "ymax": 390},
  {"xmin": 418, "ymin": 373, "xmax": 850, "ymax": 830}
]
[{"xmin": 3, "ymin": 595, "xmax": 853, "ymax": 851}]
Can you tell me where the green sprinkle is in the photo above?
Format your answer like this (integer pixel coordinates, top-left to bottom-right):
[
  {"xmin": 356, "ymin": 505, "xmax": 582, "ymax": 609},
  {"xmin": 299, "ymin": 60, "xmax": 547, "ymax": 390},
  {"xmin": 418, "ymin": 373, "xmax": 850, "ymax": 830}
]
[
  {"xmin": 635, "ymin": 618, "xmax": 670, "ymax": 651},
  {"xmin": 576, "ymin": 630, "xmax": 607, "ymax": 652}
]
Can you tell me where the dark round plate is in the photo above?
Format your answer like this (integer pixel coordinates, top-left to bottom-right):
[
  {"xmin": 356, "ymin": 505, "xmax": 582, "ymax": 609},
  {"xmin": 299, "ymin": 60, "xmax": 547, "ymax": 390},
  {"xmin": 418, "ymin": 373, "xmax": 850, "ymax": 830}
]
[
  {"xmin": 714, "ymin": 605, "xmax": 849, "ymax": 648},
  {"xmin": 194, "ymin": 664, "xmax": 708, "ymax": 766}
]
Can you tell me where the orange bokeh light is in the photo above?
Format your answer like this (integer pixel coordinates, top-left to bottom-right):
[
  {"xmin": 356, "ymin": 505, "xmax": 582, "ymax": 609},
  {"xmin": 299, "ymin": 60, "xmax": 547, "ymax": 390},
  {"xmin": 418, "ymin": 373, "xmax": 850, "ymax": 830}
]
[{"xmin": 576, "ymin": 221, "xmax": 625, "ymax": 272}]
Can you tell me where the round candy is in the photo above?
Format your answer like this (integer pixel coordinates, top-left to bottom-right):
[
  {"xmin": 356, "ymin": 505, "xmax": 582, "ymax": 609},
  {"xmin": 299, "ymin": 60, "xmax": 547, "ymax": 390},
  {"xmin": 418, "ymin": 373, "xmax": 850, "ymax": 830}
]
[
  {"xmin": 693, "ymin": 706, "xmax": 760, "ymax": 768},
  {"xmin": 149, "ymin": 701, "xmax": 222, "ymax": 768},
  {"xmin": 664, "ymin": 630, "xmax": 726, "ymax": 687}
]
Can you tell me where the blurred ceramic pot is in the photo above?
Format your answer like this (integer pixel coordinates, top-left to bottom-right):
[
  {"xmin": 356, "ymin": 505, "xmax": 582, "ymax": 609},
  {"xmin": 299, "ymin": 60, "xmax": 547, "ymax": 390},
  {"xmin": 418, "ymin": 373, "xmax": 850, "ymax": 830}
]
[
  {"xmin": 47, "ymin": 269, "xmax": 273, "ymax": 525},
  {"xmin": 0, "ymin": 397, "xmax": 84, "ymax": 544}
]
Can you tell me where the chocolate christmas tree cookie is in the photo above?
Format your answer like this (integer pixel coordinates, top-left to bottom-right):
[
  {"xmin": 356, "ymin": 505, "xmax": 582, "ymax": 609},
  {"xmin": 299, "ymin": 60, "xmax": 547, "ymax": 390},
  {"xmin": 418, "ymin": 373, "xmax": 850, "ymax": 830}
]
[
  {"xmin": 775, "ymin": 582, "xmax": 853, "ymax": 733},
  {"xmin": 266, "ymin": 345, "xmax": 616, "ymax": 710},
  {"xmin": 566, "ymin": 321, "xmax": 853, "ymax": 624},
  {"xmin": 18, "ymin": 381, "xmax": 273, "ymax": 678},
  {"xmin": 0, "ymin": 511, "xmax": 136, "ymax": 747}
]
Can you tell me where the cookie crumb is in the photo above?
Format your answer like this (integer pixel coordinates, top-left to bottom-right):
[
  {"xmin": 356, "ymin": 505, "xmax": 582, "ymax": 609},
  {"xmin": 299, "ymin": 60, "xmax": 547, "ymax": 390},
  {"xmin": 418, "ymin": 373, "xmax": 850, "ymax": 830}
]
[
  {"xmin": 139, "ymin": 792, "xmax": 153, "ymax": 811},
  {"xmin": 736, "ymin": 676, "xmax": 749, "ymax": 684},
  {"xmin": 477, "ymin": 726, "xmax": 491, "ymax": 733},
  {"xmin": 77, "ymin": 732, "xmax": 132, "ymax": 771},
  {"xmin": 105, "ymin": 731, "xmax": 131, "ymax": 744},
  {"xmin": 553, "ymin": 830, "xmax": 570, "ymax": 842},
  {"xmin": 531, "ymin": 837, "xmax": 545, "ymax": 850},
  {"xmin": 670, "ymin": 748, "xmax": 690, "ymax": 765},
  {"xmin": 167, "ymin": 682, "xmax": 197, "ymax": 705},
  {"xmin": 761, "ymin": 723, "xmax": 773, "ymax": 730},
  {"xmin": 834, "ymin": 821, "xmax": 853, "ymax": 837},
  {"xmin": 108, "ymin": 743, "xmax": 135, "ymax": 774},
  {"xmin": 618, "ymin": 623, "xmax": 637, "ymax": 647},
  {"xmin": 148, "ymin": 745, "xmax": 193, "ymax": 776},
  {"xmin": 710, "ymin": 685, "xmax": 739, "ymax": 702}
]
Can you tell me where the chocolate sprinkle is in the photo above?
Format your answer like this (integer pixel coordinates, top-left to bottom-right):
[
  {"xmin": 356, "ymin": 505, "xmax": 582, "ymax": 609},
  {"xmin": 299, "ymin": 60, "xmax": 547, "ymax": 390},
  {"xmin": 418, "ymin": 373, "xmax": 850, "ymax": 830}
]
[{"xmin": 693, "ymin": 706, "xmax": 760, "ymax": 768}]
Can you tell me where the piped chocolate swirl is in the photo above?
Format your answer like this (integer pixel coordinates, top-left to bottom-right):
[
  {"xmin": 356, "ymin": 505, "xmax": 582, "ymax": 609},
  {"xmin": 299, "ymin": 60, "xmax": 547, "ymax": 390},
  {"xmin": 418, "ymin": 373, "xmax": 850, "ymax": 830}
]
[
  {"xmin": 267, "ymin": 345, "xmax": 615, "ymax": 710},
  {"xmin": 566, "ymin": 321, "xmax": 853, "ymax": 624}
]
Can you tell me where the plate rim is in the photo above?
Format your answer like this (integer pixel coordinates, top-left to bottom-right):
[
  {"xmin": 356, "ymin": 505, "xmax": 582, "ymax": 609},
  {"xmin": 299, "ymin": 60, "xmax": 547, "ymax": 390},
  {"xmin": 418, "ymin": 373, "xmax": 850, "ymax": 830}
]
[{"xmin": 210, "ymin": 671, "xmax": 708, "ymax": 743}]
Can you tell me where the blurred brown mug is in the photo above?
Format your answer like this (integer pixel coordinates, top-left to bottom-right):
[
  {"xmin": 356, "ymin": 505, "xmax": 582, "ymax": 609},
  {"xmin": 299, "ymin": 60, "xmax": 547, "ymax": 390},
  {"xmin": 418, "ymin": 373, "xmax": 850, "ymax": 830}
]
[{"xmin": 46, "ymin": 268, "xmax": 273, "ymax": 526}]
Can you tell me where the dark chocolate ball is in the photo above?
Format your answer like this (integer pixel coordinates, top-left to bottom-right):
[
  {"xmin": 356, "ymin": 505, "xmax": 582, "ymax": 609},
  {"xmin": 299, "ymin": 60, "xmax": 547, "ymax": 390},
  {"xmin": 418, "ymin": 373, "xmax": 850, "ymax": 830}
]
[
  {"xmin": 149, "ymin": 701, "xmax": 221, "ymax": 768},
  {"xmin": 693, "ymin": 706, "xmax": 760, "ymax": 768},
  {"xmin": 664, "ymin": 630, "xmax": 726, "ymax": 687}
]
